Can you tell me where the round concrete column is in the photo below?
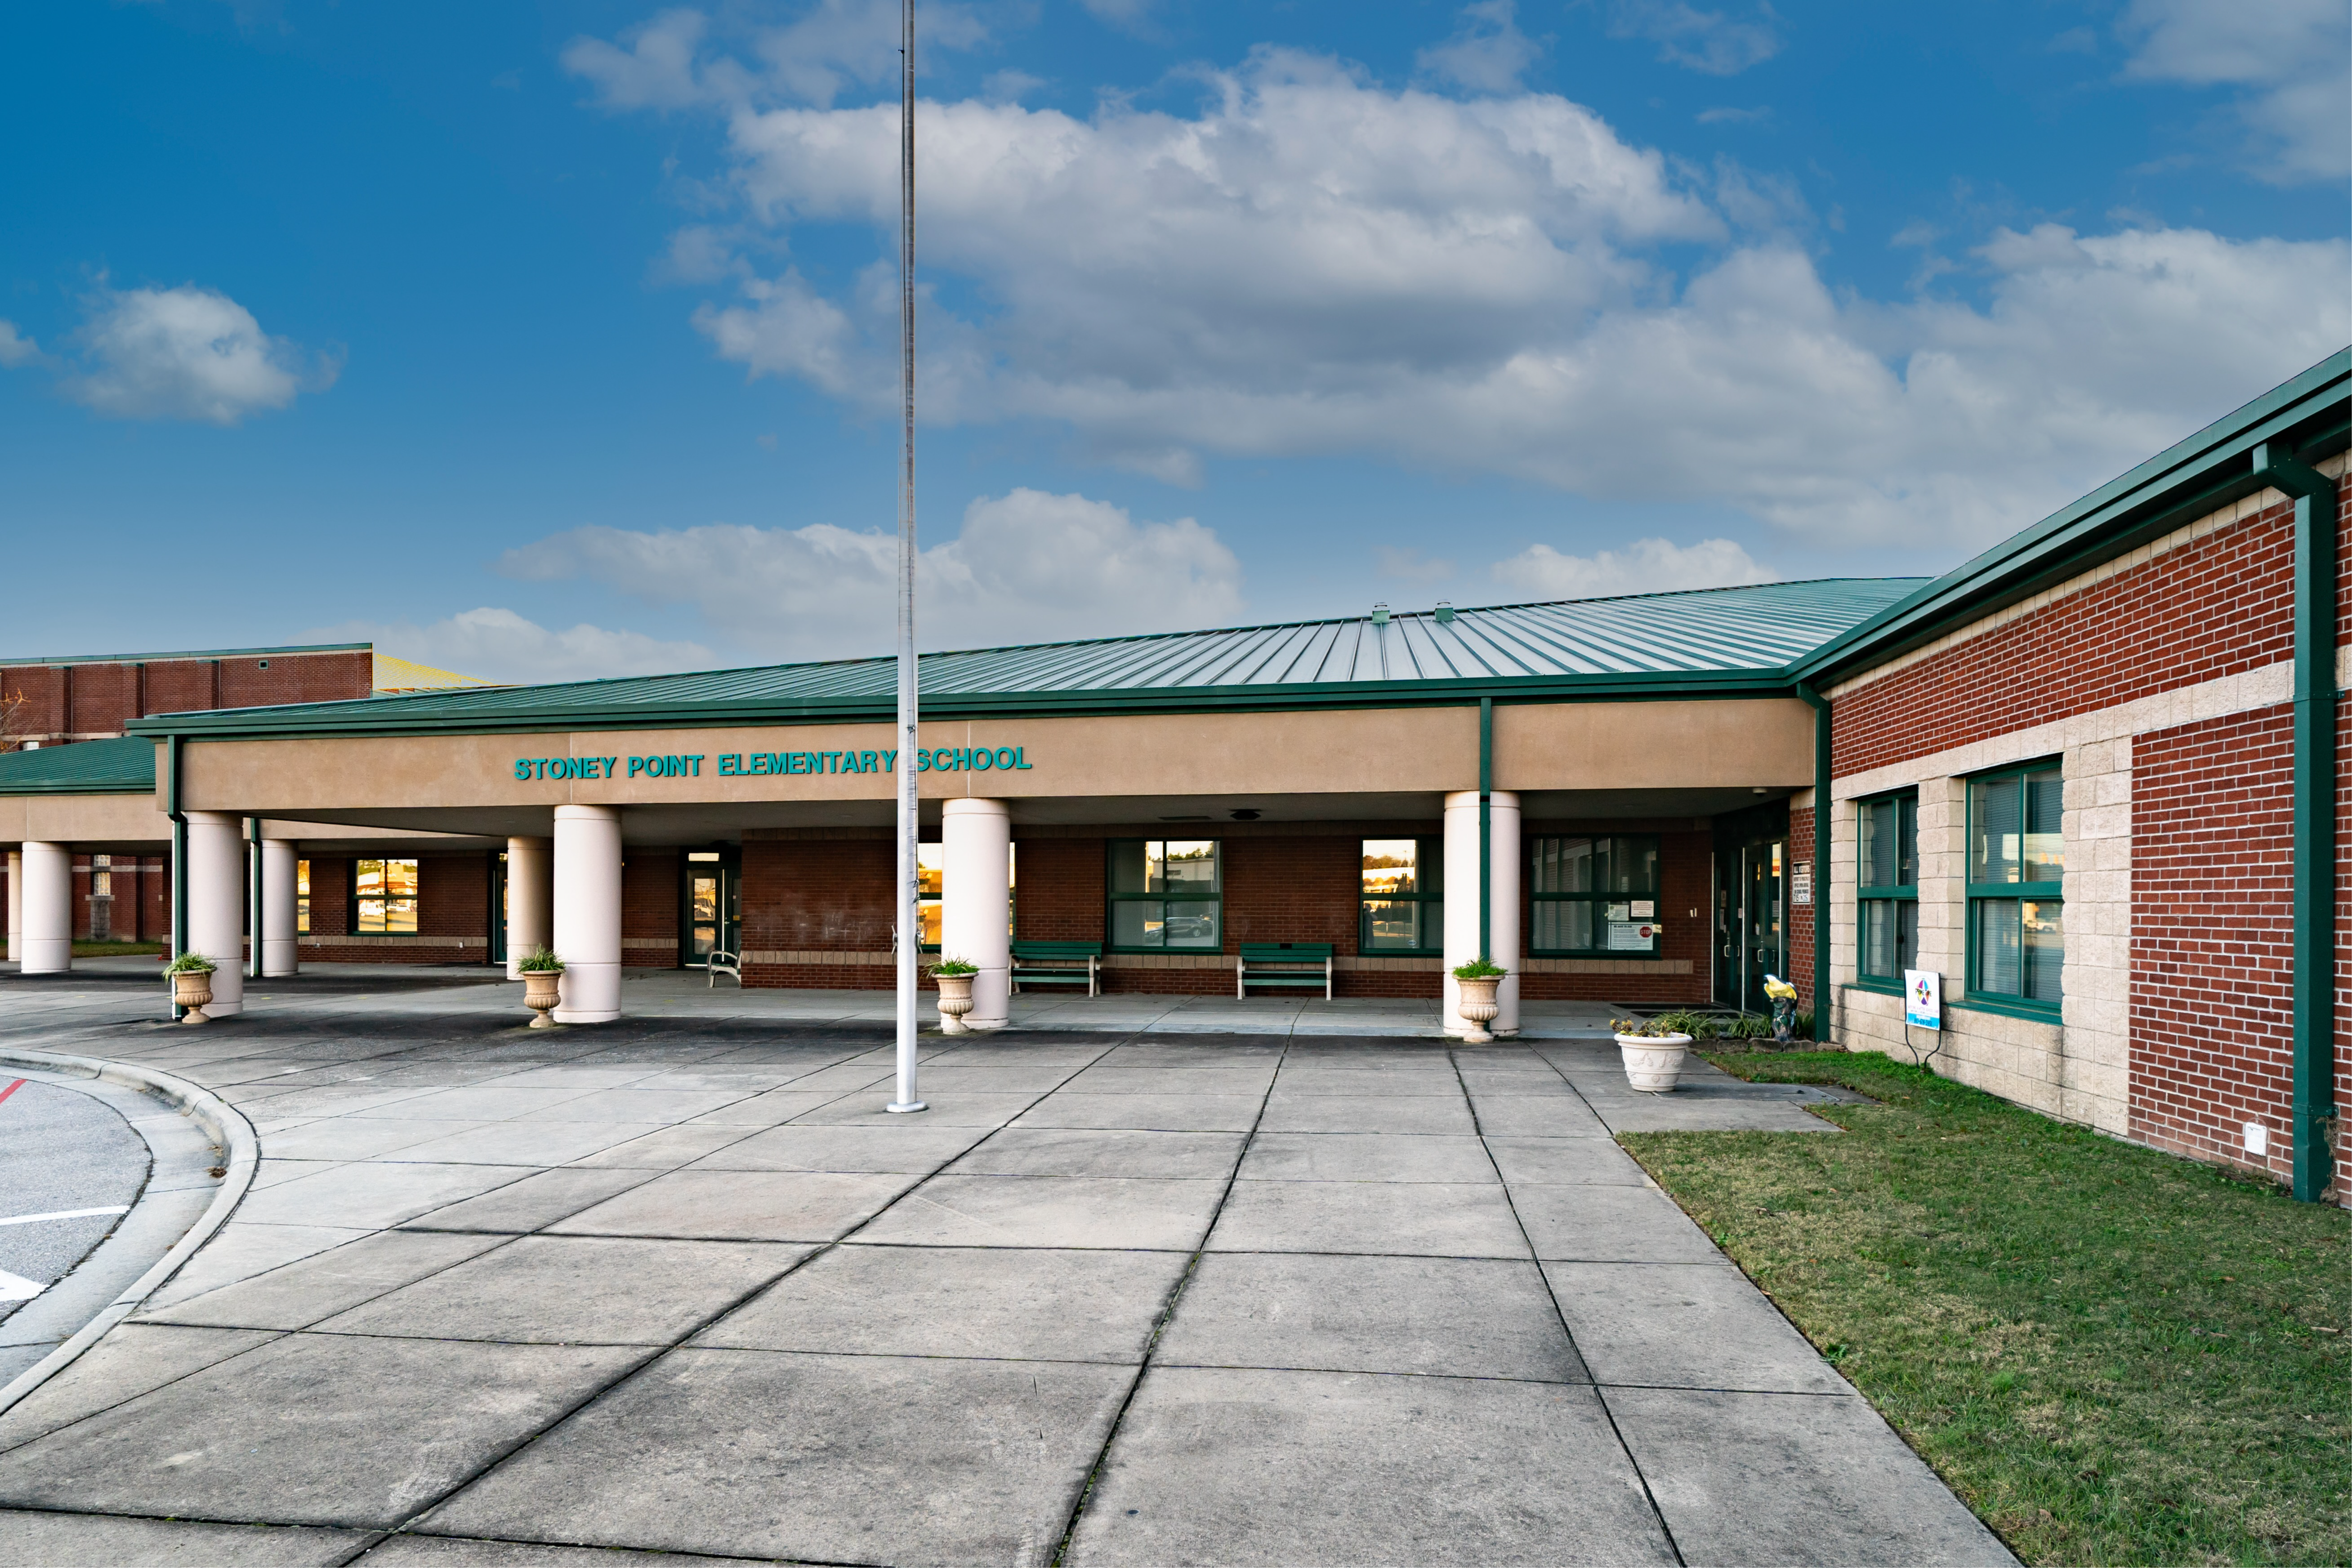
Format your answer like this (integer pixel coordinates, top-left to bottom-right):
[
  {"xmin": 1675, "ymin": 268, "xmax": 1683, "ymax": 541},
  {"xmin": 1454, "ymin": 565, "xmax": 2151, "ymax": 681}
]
[
  {"xmin": 1442, "ymin": 790, "xmax": 1521, "ymax": 1038},
  {"xmin": 942, "ymin": 798, "xmax": 1012, "ymax": 1030},
  {"xmin": 260, "ymin": 840, "xmax": 300, "ymax": 977},
  {"xmin": 552, "ymin": 807, "xmax": 621, "ymax": 1023},
  {"xmin": 19, "ymin": 842, "xmax": 72, "ymax": 974},
  {"xmin": 7, "ymin": 849, "xmax": 21, "ymax": 963},
  {"xmin": 184, "ymin": 812, "xmax": 246, "ymax": 1016},
  {"xmin": 505, "ymin": 836, "xmax": 553, "ymax": 979}
]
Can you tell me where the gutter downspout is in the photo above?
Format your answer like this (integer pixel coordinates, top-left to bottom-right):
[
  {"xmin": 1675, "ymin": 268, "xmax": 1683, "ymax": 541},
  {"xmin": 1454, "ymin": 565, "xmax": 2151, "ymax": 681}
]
[
  {"xmin": 166, "ymin": 735, "xmax": 187, "ymax": 1023},
  {"xmin": 1478, "ymin": 698, "xmax": 1493, "ymax": 963},
  {"xmin": 2256, "ymin": 441, "xmax": 2339, "ymax": 1203},
  {"xmin": 1796, "ymin": 682, "xmax": 1831, "ymax": 1041}
]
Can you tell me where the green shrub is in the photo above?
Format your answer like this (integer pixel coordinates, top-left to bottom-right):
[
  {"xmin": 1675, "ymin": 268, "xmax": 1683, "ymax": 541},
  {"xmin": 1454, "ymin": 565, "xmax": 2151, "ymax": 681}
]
[
  {"xmin": 161, "ymin": 951, "xmax": 216, "ymax": 976},
  {"xmin": 930, "ymin": 956, "xmax": 980, "ymax": 977},
  {"xmin": 1451, "ymin": 957, "xmax": 1506, "ymax": 980},
  {"xmin": 516, "ymin": 946, "xmax": 563, "ymax": 973}
]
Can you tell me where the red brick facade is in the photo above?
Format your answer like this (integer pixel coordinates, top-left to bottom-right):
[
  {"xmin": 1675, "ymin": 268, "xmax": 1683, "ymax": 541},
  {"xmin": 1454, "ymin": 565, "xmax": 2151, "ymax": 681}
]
[
  {"xmin": 1788, "ymin": 802, "xmax": 1816, "ymax": 1014},
  {"xmin": 2, "ymin": 646, "xmax": 372, "ymax": 747}
]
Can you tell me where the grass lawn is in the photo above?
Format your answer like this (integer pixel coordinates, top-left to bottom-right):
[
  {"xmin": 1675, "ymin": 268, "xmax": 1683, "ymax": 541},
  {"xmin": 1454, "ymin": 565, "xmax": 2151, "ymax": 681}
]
[
  {"xmin": 1620, "ymin": 1050, "xmax": 2348, "ymax": 1567},
  {"xmin": 70, "ymin": 940, "xmax": 164, "ymax": 958}
]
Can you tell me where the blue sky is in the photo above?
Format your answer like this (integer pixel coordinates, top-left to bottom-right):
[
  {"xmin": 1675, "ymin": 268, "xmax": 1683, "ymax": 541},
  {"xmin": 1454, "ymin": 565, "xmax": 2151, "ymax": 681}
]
[{"xmin": 1, "ymin": 0, "xmax": 2344, "ymax": 680}]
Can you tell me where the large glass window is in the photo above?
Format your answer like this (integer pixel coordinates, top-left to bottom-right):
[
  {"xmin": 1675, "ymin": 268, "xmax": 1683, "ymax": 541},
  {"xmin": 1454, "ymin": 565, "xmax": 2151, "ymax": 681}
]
[
  {"xmin": 1857, "ymin": 792, "xmax": 1918, "ymax": 983},
  {"xmin": 1530, "ymin": 836, "xmax": 1661, "ymax": 956},
  {"xmin": 355, "ymin": 858, "xmax": 419, "ymax": 934},
  {"xmin": 297, "ymin": 859, "xmax": 310, "ymax": 934},
  {"xmin": 1361, "ymin": 838, "xmax": 1442, "ymax": 952},
  {"xmin": 915, "ymin": 842, "xmax": 1017, "ymax": 950},
  {"xmin": 1107, "ymin": 840, "xmax": 1220, "ymax": 950},
  {"xmin": 1967, "ymin": 763, "xmax": 2064, "ymax": 1010}
]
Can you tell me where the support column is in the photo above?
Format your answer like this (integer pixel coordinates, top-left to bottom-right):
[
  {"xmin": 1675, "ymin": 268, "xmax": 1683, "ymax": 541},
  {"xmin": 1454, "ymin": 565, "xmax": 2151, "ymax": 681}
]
[
  {"xmin": 942, "ymin": 798, "xmax": 1012, "ymax": 1031},
  {"xmin": 552, "ymin": 807, "xmax": 621, "ymax": 1023},
  {"xmin": 19, "ymin": 843, "xmax": 71, "ymax": 974},
  {"xmin": 6, "ymin": 849, "xmax": 21, "ymax": 962},
  {"xmin": 260, "ymin": 840, "xmax": 299, "ymax": 977},
  {"xmin": 1442, "ymin": 790, "xmax": 1521, "ymax": 1038},
  {"xmin": 184, "ymin": 812, "xmax": 246, "ymax": 1016},
  {"xmin": 505, "ymin": 836, "xmax": 553, "ymax": 979}
]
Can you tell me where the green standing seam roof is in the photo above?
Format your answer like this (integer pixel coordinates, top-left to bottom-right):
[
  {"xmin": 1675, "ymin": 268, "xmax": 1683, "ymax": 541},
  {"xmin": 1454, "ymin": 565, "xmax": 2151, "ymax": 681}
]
[
  {"xmin": 0, "ymin": 736, "xmax": 156, "ymax": 795},
  {"xmin": 122, "ymin": 577, "xmax": 1928, "ymax": 741}
]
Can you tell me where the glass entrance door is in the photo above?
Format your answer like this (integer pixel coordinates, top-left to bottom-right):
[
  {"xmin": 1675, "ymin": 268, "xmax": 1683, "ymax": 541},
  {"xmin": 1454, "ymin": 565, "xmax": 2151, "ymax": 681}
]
[
  {"xmin": 489, "ymin": 852, "xmax": 508, "ymax": 965},
  {"xmin": 684, "ymin": 850, "xmax": 740, "ymax": 966},
  {"xmin": 1713, "ymin": 836, "xmax": 1788, "ymax": 1012}
]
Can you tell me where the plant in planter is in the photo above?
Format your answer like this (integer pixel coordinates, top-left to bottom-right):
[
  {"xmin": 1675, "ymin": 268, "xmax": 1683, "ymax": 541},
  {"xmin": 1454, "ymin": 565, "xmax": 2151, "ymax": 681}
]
[
  {"xmin": 930, "ymin": 957, "xmax": 980, "ymax": 1033},
  {"xmin": 516, "ymin": 946, "xmax": 564, "ymax": 1028},
  {"xmin": 163, "ymin": 951, "xmax": 217, "ymax": 1026},
  {"xmin": 1452, "ymin": 957, "xmax": 1506, "ymax": 1043},
  {"xmin": 1610, "ymin": 1012, "xmax": 1695, "ymax": 1093}
]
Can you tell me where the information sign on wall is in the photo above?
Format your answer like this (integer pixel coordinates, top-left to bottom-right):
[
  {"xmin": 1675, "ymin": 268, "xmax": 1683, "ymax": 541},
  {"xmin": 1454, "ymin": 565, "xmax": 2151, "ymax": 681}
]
[
  {"xmin": 1792, "ymin": 861, "xmax": 1812, "ymax": 906},
  {"xmin": 1903, "ymin": 968, "xmax": 1941, "ymax": 1030}
]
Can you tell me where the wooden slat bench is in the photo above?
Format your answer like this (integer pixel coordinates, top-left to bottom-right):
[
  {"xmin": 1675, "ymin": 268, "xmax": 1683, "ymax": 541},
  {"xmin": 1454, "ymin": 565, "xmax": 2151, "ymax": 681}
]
[
  {"xmin": 1237, "ymin": 942, "xmax": 1334, "ymax": 1000},
  {"xmin": 1010, "ymin": 941, "xmax": 1102, "ymax": 996}
]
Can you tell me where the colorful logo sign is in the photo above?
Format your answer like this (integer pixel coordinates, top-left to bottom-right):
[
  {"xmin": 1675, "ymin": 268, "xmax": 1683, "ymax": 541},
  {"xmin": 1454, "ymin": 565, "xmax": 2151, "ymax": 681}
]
[{"xmin": 1903, "ymin": 968, "xmax": 1941, "ymax": 1030}]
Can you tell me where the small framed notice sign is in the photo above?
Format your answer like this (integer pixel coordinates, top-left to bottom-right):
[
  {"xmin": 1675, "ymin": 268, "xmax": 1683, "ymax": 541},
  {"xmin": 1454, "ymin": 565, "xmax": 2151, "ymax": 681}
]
[
  {"xmin": 1904, "ymin": 969, "xmax": 1941, "ymax": 1030},
  {"xmin": 1792, "ymin": 862, "xmax": 1812, "ymax": 907}
]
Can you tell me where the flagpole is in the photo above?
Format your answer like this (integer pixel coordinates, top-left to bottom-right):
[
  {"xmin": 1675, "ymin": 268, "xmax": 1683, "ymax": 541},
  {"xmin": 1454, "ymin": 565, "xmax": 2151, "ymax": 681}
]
[{"xmin": 886, "ymin": 0, "xmax": 925, "ymax": 1114}]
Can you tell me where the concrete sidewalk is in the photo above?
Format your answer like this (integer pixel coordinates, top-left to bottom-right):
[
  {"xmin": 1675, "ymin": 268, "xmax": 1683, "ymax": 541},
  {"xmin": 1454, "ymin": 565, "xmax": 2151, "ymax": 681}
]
[{"xmin": 0, "ymin": 996, "xmax": 2010, "ymax": 1566}]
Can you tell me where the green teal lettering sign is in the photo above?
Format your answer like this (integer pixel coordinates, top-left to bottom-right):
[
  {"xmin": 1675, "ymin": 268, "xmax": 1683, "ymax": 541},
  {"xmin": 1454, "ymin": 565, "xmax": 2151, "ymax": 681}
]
[{"xmin": 512, "ymin": 746, "xmax": 1034, "ymax": 782}]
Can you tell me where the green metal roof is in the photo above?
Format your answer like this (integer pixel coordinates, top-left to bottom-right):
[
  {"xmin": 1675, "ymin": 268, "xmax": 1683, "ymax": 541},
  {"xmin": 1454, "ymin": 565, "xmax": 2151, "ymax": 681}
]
[
  {"xmin": 0, "ymin": 641, "xmax": 368, "ymax": 668},
  {"xmin": 127, "ymin": 577, "xmax": 1925, "ymax": 741},
  {"xmin": 1797, "ymin": 348, "xmax": 2351, "ymax": 685},
  {"xmin": 0, "ymin": 736, "xmax": 156, "ymax": 795}
]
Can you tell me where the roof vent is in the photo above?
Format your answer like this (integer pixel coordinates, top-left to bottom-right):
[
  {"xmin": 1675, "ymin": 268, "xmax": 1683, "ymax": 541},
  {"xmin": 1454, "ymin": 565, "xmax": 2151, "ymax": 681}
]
[
  {"xmin": 1434, "ymin": 602, "xmax": 1455, "ymax": 623},
  {"xmin": 1371, "ymin": 603, "xmax": 1390, "ymax": 626}
]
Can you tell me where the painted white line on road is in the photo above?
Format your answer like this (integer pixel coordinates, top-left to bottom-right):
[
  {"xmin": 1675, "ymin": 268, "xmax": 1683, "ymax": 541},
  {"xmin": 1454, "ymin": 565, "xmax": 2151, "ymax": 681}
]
[
  {"xmin": 0, "ymin": 1206, "xmax": 132, "ymax": 1228},
  {"xmin": 0, "ymin": 1269, "xmax": 45, "ymax": 1302}
]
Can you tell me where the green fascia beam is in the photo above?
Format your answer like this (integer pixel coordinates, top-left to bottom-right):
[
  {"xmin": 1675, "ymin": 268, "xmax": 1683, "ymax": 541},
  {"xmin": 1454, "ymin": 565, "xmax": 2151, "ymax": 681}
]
[
  {"xmin": 2259, "ymin": 442, "xmax": 2341, "ymax": 1203},
  {"xmin": 1797, "ymin": 683, "xmax": 1831, "ymax": 1034}
]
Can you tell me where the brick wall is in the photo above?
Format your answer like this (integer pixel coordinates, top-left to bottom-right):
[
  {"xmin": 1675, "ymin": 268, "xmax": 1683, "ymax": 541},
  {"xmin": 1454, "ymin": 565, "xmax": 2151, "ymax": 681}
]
[
  {"xmin": 295, "ymin": 853, "xmax": 491, "ymax": 965},
  {"xmin": 625, "ymin": 849, "xmax": 680, "ymax": 968},
  {"xmin": 741, "ymin": 837, "xmax": 896, "ymax": 989},
  {"xmin": 420, "ymin": 855, "xmax": 488, "ymax": 939},
  {"xmin": 2, "ymin": 648, "xmax": 373, "ymax": 745},
  {"xmin": 1787, "ymin": 802, "xmax": 1816, "ymax": 1014},
  {"xmin": 306, "ymin": 857, "xmax": 351, "ymax": 937},
  {"xmin": 2131, "ymin": 707, "xmax": 2299, "ymax": 1184}
]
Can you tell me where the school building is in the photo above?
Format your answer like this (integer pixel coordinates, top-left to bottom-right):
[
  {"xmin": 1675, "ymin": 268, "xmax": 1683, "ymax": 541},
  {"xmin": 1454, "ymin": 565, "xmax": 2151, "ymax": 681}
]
[{"xmin": 2, "ymin": 350, "xmax": 2345, "ymax": 1203}]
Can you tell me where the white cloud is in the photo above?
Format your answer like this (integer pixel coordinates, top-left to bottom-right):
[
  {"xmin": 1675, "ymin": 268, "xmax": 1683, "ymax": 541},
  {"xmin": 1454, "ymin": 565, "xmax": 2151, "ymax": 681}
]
[
  {"xmin": 497, "ymin": 487, "xmax": 1243, "ymax": 660},
  {"xmin": 579, "ymin": 34, "xmax": 2348, "ymax": 554},
  {"xmin": 1606, "ymin": 1, "xmax": 1782, "ymax": 76},
  {"xmin": 1418, "ymin": 0, "xmax": 1542, "ymax": 95},
  {"xmin": 58, "ymin": 284, "xmax": 334, "ymax": 424},
  {"xmin": 1493, "ymin": 537, "xmax": 1778, "ymax": 599},
  {"xmin": 0, "ymin": 321, "xmax": 40, "ymax": 368},
  {"xmin": 308, "ymin": 608, "xmax": 714, "ymax": 685},
  {"xmin": 2120, "ymin": 0, "xmax": 2350, "ymax": 182},
  {"xmin": 564, "ymin": 1, "xmax": 990, "ymax": 112}
]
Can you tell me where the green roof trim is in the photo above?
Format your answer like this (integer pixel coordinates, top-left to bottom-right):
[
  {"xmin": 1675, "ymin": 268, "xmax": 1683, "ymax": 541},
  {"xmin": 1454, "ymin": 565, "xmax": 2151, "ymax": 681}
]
[
  {"xmin": 122, "ymin": 578, "xmax": 1926, "ymax": 742},
  {"xmin": 0, "ymin": 736, "xmax": 157, "ymax": 795},
  {"xmin": 0, "ymin": 641, "xmax": 370, "ymax": 669},
  {"xmin": 1796, "ymin": 348, "xmax": 2352, "ymax": 685}
]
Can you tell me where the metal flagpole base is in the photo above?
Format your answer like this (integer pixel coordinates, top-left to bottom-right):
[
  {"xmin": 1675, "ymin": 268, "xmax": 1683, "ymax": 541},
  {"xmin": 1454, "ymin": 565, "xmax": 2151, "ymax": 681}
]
[{"xmin": 885, "ymin": 1100, "xmax": 928, "ymax": 1114}]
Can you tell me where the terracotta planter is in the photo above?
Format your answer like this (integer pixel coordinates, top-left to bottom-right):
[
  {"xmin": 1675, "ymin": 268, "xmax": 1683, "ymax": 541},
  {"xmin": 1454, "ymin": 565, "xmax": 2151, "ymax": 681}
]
[
  {"xmin": 522, "ymin": 968, "xmax": 563, "ymax": 1028},
  {"xmin": 1455, "ymin": 975, "xmax": 1501, "ymax": 1043},
  {"xmin": 1615, "ymin": 1032, "xmax": 1693, "ymax": 1093},
  {"xmin": 171, "ymin": 969, "xmax": 214, "ymax": 1026},
  {"xmin": 935, "ymin": 972, "xmax": 976, "ymax": 1034}
]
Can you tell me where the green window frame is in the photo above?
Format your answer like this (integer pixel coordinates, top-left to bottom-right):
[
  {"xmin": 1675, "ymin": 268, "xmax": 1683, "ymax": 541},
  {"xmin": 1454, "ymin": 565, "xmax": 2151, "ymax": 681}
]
[
  {"xmin": 1107, "ymin": 840, "xmax": 1221, "ymax": 952},
  {"xmin": 1529, "ymin": 835, "xmax": 1662, "ymax": 957},
  {"xmin": 1856, "ymin": 791, "xmax": 1918, "ymax": 987},
  {"xmin": 355, "ymin": 858, "xmax": 419, "ymax": 934},
  {"xmin": 1360, "ymin": 837, "xmax": 1443, "ymax": 953},
  {"xmin": 1965, "ymin": 760, "xmax": 2064, "ymax": 1014}
]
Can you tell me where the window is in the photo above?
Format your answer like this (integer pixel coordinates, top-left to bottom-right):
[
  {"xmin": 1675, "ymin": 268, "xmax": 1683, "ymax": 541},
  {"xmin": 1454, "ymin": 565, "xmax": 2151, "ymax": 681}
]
[
  {"xmin": 297, "ymin": 859, "xmax": 311, "ymax": 934},
  {"xmin": 1361, "ymin": 838, "xmax": 1442, "ymax": 952},
  {"xmin": 1530, "ymin": 836, "xmax": 1661, "ymax": 956},
  {"xmin": 1856, "ymin": 792, "xmax": 1918, "ymax": 984},
  {"xmin": 1966, "ymin": 763, "xmax": 2063, "ymax": 1010},
  {"xmin": 915, "ymin": 843, "xmax": 1016, "ymax": 949},
  {"xmin": 355, "ymin": 858, "xmax": 419, "ymax": 934},
  {"xmin": 1107, "ymin": 840, "xmax": 1220, "ymax": 950}
]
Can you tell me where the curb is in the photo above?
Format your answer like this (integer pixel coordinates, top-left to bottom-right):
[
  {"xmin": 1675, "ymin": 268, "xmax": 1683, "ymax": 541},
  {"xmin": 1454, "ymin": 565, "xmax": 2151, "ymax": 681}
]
[{"xmin": 0, "ymin": 1046, "xmax": 259, "ymax": 1418}]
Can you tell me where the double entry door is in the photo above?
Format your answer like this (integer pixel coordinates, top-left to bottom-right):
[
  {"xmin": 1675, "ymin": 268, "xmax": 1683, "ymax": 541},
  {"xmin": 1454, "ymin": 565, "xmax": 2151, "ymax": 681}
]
[
  {"xmin": 684, "ymin": 849, "xmax": 741, "ymax": 966},
  {"xmin": 1714, "ymin": 832, "xmax": 1787, "ymax": 1014}
]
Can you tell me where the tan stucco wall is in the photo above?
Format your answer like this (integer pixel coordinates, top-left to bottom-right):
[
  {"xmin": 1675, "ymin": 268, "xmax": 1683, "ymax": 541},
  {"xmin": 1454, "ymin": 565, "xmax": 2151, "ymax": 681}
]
[
  {"xmin": 174, "ymin": 698, "xmax": 1812, "ymax": 815},
  {"xmin": 0, "ymin": 793, "xmax": 168, "ymax": 846}
]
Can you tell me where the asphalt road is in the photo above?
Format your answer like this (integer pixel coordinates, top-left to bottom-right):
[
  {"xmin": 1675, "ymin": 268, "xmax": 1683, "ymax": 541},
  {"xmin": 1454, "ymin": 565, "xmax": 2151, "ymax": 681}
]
[{"xmin": 0, "ymin": 1077, "xmax": 149, "ymax": 1321}]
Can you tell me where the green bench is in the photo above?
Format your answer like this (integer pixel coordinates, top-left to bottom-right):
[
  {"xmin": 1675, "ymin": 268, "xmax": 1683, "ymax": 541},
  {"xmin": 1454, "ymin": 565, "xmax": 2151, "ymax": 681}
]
[
  {"xmin": 1011, "ymin": 940, "xmax": 1102, "ymax": 996},
  {"xmin": 1238, "ymin": 942, "xmax": 1334, "ymax": 1000}
]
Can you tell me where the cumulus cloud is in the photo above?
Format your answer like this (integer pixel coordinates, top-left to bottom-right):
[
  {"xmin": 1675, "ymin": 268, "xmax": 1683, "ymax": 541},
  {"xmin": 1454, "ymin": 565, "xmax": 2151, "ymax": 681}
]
[
  {"xmin": 0, "ymin": 321, "xmax": 40, "ymax": 368},
  {"xmin": 54, "ymin": 284, "xmax": 335, "ymax": 424},
  {"xmin": 1418, "ymin": 0, "xmax": 1543, "ymax": 95},
  {"xmin": 1493, "ymin": 537, "xmax": 1778, "ymax": 599},
  {"xmin": 307, "ymin": 608, "xmax": 714, "ymax": 685},
  {"xmin": 2120, "ymin": 0, "xmax": 2350, "ymax": 182},
  {"xmin": 497, "ymin": 487, "xmax": 1243, "ymax": 660},
  {"xmin": 1606, "ymin": 0, "xmax": 1783, "ymax": 76},
  {"xmin": 564, "ymin": 0, "xmax": 990, "ymax": 111}
]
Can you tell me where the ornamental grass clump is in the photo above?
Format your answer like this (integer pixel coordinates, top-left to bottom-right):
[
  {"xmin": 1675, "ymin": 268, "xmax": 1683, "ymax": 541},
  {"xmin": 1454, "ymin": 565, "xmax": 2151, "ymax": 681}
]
[
  {"xmin": 1450, "ymin": 957, "xmax": 1505, "ymax": 980},
  {"xmin": 161, "ymin": 951, "xmax": 216, "ymax": 976},
  {"xmin": 516, "ymin": 946, "xmax": 563, "ymax": 973},
  {"xmin": 930, "ymin": 957, "xmax": 980, "ymax": 977}
]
